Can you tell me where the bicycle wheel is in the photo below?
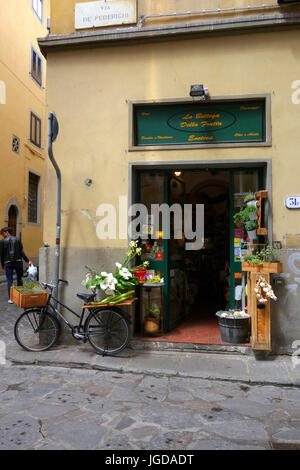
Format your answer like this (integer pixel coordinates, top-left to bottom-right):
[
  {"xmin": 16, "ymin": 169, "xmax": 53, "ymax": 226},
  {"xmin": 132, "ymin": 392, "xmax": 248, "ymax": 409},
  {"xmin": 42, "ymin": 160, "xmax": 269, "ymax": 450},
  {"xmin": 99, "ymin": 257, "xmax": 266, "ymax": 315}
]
[
  {"xmin": 85, "ymin": 308, "xmax": 130, "ymax": 356},
  {"xmin": 14, "ymin": 308, "xmax": 60, "ymax": 352}
]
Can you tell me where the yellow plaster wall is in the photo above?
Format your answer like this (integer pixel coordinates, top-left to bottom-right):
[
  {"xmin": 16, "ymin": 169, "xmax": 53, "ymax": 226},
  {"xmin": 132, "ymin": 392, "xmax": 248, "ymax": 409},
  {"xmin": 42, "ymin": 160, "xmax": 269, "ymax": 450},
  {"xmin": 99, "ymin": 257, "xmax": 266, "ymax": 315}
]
[
  {"xmin": 0, "ymin": 0, "xmax": 50, "ymax": 259},
  {"xmin": 44, "ymin": 29, "xmax": 300, "ymax": 249},
  {"xmin": 50, "ymin": 0, "xmax": 298, "ymax": 35}
]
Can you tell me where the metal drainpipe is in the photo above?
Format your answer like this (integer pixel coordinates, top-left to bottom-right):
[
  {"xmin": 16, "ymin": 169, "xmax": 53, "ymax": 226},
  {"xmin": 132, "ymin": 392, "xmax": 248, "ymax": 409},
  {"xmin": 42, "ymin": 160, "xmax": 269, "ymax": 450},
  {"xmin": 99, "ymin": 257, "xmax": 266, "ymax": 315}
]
[
  {"xmin": 47, "ymin": 114, "xmax": 61, "ymax": 304},
  {"xmin": 138, "ymin": 3, "xmax": 281, "ymax": 27}
]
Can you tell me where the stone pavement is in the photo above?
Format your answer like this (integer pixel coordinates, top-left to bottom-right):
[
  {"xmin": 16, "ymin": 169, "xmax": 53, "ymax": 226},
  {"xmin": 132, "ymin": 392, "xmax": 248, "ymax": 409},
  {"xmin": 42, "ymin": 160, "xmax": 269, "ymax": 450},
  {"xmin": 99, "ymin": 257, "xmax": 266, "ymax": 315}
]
[
  {"xmin": 0, "ymin": 284, "xmax": 300, "ymax": 387},
  {"xmin": 1, "ymin": 363, "xmax": 300, "ymax": 450}
]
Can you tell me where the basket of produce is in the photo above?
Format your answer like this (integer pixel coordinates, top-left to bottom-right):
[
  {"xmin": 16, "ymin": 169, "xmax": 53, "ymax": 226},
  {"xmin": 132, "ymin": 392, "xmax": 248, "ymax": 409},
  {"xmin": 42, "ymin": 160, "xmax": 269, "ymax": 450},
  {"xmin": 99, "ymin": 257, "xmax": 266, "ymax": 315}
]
[{"xmin": 10, "ymin": 282, "xmax": 48, "ymax": 308}]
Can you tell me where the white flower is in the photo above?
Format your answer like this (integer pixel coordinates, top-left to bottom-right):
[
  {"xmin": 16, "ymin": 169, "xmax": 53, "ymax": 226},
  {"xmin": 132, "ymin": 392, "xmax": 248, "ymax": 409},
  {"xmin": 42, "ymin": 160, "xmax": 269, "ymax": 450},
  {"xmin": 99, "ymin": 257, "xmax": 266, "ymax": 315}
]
[
  {"xmin": 143, "ymin": 261, "xmax": 149, "ymax": 267},
  {"xmin": 101, "ymin": 272, "xmax": 108, "ymax": 277},
  {"xmin": 119, "ymin": 267, "xmax": 133, "ymax": 280},
  {"xmin": 115, "ymin": 262, "xmax": 122, "ymax": 269},
  {"xmin": 105, "ymin": 288, "xmax": 115, "ymax": 296},
  {"xmin": 130, "ymin": 241, "xmax": 137, "ymax": 248},
  {"xmin": 100, "ymin": 273, "xmax": 117, "ymax": 291},
  {"xmin": 136, "ymin": 247, "xmax": 142, "ymax": 255}
]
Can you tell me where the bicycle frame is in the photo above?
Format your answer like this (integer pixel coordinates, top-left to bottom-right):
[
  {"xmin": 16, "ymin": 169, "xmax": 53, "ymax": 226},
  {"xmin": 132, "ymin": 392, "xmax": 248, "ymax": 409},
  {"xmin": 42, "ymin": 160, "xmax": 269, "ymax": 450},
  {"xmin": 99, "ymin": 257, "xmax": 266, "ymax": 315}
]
[{"xmin": 44, "ymin": 289, "xmax": 90, "ymax": 336}]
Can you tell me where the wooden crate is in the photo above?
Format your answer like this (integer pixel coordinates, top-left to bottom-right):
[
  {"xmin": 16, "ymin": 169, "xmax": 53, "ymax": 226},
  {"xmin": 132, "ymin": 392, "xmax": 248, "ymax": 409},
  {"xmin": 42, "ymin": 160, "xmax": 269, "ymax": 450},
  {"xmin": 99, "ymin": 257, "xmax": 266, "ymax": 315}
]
[
  {"xmin": 10, "ymin": 287, "xmax": 48, "ymax": 308},
  {"xmin": 242, "ymin": 262, "xmax": 283, "ymax": 274}
]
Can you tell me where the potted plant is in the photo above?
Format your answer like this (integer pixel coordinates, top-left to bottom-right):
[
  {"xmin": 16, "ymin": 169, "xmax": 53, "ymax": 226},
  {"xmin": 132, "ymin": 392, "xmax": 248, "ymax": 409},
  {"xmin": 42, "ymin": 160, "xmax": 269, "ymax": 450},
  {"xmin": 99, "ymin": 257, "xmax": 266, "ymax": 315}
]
[
  {"xmin": 244, "ymin": 192, "xmax": 257, "ymax": 207},
  {"xmin": 258, "ymin": 245, "xmax": 283, "ymax": 273},
  {"xmin": 245, "ymin": 220, "xmax": 257, "ymax": 242},
  {"xmin": 242, "ymin": 245, "xmax": 283, "ymax": 273},
  {"xmin": 233, "ymin": 211, "xmax": 245, "ymax": 228},
  {"xmin": 245, "ymin": 204, "xmax": 258, "ymax": 221},
  {"xmin": 144, "ymin": 304, "xmax": 161, "ymax": 334},
  {"xmin": 242, "ymin": 253, "xmax": 262, "ymax": 272},
  {"xmin": 216, "ymin": 310, "xmax": 251, "ymax": 344}
]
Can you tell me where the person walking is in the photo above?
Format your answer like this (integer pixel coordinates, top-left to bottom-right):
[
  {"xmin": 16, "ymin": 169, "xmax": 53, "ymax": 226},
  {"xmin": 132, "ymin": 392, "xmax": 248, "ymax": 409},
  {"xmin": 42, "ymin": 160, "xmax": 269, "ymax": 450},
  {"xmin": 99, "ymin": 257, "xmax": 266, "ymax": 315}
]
[{"xmin": 0, "ymin": 227, "xmax": 32, "ymax": 303}]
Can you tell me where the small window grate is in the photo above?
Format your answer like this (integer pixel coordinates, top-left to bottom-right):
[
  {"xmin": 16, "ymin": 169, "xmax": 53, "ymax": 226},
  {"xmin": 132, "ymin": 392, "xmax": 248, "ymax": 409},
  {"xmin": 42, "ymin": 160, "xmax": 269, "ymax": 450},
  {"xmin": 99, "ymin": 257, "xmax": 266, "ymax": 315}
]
[{"xmin": 12, "ymin": 135, "xmax": 20, "ymax": 154}]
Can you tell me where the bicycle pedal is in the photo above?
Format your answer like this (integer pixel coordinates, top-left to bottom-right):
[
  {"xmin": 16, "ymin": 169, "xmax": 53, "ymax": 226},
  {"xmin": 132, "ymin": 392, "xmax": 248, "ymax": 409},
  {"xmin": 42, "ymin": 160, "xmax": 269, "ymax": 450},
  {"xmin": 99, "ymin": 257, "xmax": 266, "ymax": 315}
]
[{"xmin": 73, "ymin": 332, "xmax": 85, "ymax": 340}]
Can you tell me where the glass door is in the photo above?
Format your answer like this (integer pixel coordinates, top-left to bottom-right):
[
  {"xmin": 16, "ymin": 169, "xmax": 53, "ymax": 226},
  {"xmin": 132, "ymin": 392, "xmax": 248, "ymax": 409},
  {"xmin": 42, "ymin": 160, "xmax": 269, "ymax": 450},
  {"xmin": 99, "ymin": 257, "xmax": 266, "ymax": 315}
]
[
  {"xmin": 168, "ymin": 174, "xmax": 186, "ymax": 331},
  {"xmin": 229, "ymin": 168, "xmax": 264, "ymax": 310}
]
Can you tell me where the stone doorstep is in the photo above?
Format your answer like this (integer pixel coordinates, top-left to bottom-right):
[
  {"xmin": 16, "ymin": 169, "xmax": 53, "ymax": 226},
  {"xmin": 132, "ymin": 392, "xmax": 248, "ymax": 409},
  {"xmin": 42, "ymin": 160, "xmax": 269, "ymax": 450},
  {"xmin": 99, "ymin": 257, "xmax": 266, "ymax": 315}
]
[{"xmin": 131, "ymin": 339, "xmax": 253, "ymax": 356}]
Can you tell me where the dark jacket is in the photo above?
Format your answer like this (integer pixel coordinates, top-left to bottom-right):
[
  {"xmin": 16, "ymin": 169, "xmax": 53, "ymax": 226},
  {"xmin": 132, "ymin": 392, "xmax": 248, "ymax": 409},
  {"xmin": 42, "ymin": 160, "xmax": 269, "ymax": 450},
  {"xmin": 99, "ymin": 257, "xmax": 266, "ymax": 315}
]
[{"xmin": 0, "ymin": 235, "xmax": 29, "ymax": 267}]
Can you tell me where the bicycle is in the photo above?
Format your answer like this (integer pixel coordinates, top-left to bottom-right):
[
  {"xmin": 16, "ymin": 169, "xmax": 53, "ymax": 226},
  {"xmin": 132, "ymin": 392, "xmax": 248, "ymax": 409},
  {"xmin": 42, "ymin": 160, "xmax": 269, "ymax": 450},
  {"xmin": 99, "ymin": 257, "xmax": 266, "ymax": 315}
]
[{"xmin": 14, "ymin": 279, "xmax": 134, "ymax": 356}]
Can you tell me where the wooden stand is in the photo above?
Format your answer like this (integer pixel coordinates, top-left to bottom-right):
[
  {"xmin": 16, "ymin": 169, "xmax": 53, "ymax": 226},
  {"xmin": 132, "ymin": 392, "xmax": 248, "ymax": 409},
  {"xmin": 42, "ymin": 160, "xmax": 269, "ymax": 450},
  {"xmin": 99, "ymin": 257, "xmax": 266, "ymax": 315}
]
[
  {"xmin": 243, "ymin": 263, "xmax": 282, "ymax": 350},
  {"xmin": 246, "ymin": 272, "xmax": 271, "ymax": 350},
  {"xmin": 256, "ymin": 190, "xmax": 268, "ymax": 236}
]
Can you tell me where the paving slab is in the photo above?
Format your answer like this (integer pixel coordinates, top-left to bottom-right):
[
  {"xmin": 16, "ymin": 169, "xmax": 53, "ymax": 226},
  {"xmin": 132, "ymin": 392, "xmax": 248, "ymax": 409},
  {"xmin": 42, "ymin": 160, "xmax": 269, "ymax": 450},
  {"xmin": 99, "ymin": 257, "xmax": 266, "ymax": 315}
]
[
  {"xmin": 178, "ymin": 353, "xmax": 249, "ymax": 381},
  {"xmin": 248, "ymin": 357, "xmax": 293, "ymax": 385}
]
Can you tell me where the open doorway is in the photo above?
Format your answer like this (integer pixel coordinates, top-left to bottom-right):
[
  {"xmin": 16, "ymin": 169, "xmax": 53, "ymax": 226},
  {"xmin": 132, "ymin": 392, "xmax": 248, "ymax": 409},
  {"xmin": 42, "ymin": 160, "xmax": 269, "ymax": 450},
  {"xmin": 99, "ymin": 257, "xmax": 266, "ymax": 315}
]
[{"xmin": 134, "ymin": 166, "xmax": 264, "ymax": 346}]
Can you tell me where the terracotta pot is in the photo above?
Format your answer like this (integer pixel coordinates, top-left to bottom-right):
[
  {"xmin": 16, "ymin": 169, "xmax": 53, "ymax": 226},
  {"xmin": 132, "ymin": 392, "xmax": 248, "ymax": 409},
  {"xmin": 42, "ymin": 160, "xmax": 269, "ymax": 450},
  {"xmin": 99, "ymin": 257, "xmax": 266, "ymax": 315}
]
[{"xmin": 144, "ymin": 318, "xmax": 160, "ymax": 334}]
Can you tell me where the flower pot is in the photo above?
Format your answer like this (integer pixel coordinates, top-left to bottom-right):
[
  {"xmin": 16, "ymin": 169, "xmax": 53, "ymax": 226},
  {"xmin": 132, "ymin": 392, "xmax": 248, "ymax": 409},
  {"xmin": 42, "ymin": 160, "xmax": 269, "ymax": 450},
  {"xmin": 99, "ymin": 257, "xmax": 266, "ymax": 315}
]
[
  {"xmin": 216, "ymin": 312, "xmax": 250, "ymax": 344},
  {"xmin": 144, "ymin": 318, "xmax": 160, "ymax": 335},
  {"xmin": 261, "ymin": 262, "xmax": 283, "ymax": 274},
  {"xmin": 247, "ymin": 229, "xmax": 257, "ymax": 242},
  {"xmin": 242, "ymin": 262, "xmax": 261, "ymax": 272},
  {"xmin": 246, "ymin": 200, "xmax": 257, "ymax": 207},
  {"xmin": 248, "ymin": 212, "xmax": 258, "ymax": 221},
  {"xmin": 134, "ymin": 267, "xmax": 147, "ymax": 283}
]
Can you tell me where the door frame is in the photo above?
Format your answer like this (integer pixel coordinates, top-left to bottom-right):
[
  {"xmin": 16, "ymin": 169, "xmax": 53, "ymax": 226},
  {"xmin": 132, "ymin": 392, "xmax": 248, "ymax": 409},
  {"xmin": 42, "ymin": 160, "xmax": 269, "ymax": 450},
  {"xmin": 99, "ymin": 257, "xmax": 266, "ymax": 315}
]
[{"xmin": 130, "ymin": 159, "xmax": 272, "ymax": 332}]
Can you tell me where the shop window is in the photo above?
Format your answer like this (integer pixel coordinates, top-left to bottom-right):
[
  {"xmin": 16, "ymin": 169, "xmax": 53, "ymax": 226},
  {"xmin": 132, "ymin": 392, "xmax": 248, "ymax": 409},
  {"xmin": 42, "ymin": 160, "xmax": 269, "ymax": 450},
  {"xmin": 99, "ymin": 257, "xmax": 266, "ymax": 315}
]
[
  {"xmin": 12, "ymin": 135, "xmax": 20, "ymax": 154},
  {"xmin": 31, "ymin": 47, "xmax": 42, "ymax": 86},
  {"xmin": 30, "ymin": 111, "xmax": 41, "ymax": 148},
  {"xmin": 32, "ymin": 0, "xmax": 43, "ymax": 22},
  {"xmin": 28, "ymin": 172, "xmax": 40, "ymax": 224}
]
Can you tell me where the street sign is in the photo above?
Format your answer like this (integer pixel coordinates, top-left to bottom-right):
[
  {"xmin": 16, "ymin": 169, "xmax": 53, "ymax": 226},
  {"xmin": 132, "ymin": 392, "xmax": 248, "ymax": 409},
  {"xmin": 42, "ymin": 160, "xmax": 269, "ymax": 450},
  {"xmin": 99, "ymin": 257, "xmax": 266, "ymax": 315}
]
[
  {"xmin": 285, "ymin": 196, "xmax": 300, "ymax": 209},
  {"xmin": 49, "ymin": 113, "xmax": 59, "ymax": 142}
]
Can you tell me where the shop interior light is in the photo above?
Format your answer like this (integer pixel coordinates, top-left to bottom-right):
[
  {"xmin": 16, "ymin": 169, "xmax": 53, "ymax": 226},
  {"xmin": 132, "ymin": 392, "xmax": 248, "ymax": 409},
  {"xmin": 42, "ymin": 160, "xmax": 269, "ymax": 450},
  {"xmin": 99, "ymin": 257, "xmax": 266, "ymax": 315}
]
[{"xmin": 174, "ymin": 171, "xmax": 182, "ymax": 177}]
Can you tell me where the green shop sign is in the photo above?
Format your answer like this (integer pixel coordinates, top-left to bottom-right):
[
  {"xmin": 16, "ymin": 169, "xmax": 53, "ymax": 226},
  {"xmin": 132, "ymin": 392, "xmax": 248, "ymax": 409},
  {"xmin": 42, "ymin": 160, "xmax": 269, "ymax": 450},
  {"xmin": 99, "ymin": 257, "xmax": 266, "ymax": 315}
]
[{"xmin": 134, "ymin": 100, "xmax": 266, "ymax": 146}]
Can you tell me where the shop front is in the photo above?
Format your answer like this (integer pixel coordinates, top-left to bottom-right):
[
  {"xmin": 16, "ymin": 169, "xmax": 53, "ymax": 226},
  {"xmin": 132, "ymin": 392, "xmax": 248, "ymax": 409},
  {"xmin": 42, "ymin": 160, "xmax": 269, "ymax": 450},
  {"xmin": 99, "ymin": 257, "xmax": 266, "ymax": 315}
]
[
  {"xmin": 131, "ymin": 162, "xmax": 269, "ymax": 346},
  {"xmin": 38, "ymin": 1, "xmax": 300, "ymax": 354}
]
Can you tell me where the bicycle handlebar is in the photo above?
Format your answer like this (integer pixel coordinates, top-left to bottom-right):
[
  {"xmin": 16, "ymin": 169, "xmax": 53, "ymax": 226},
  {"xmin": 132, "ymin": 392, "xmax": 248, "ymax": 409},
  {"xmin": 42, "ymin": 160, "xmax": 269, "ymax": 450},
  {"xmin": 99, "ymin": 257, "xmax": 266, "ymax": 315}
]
[{"xmin": 41, "ymin": 279, "xmax": 69, "ymax": 290}]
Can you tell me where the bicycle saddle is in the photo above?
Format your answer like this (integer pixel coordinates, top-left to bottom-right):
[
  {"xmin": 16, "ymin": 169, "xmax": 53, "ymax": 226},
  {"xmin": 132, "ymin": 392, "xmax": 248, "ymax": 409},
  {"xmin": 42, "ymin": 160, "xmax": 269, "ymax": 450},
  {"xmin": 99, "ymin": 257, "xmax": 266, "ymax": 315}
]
[{"xmin": 77, "ymin": 293, "xmax": 96, "ymax": 303}]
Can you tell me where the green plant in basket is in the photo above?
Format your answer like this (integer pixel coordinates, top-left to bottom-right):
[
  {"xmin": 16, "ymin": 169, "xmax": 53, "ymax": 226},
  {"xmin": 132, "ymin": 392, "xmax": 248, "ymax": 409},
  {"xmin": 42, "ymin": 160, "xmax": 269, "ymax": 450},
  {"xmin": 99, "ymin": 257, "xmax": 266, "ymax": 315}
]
[
  {"xmin": 244, "ymin": 192, "xmax": 256, "ymax": 203},
  {"xmin": 244, "ymin": 253, "xmax": 263, "ymax": 265},
  {"xmin": 245, "ymin": 220, "xmax": 257, "ymax": 232},
  {"xmin": 259, "ymin": 244, "xmax": 280, "ymax": 263}
]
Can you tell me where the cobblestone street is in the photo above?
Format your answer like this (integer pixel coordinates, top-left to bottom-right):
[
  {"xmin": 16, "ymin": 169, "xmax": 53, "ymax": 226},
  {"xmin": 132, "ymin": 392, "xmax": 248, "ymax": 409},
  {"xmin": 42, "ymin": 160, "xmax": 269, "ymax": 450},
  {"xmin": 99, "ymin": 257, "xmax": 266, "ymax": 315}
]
[
  {"xmin": 1, "ymin": 283, "xmax": 300, "ymax": 450},
  {"xmin": 1, "ymin": 363, "xmax": 300, "ymax": 450}
]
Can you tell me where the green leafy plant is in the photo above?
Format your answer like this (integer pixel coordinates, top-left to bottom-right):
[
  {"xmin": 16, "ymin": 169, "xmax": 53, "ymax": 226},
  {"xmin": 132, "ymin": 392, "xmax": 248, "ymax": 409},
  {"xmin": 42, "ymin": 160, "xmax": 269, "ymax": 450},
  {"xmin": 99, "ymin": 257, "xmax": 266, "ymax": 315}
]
[
  {"xmin": 244, "ymin": 205, "xmax": 257, "ymax": 215},
  {"xmin": 244, "ymin": 192, "xmax": 256, "ymax": 203},
  {"xmin": 259, "ymin": 245, "xmax": 280, "ymax": 263},
  {"xmin": 245, "ymin": 220, "xmax": 257, "ymax": 231},
  {"xmin": 145, "ymin": 305, "xmax": 161, "ymax": 320},
  {"xmin": 243, "ymin": 253, "xmax": 263, "ymax": 265}
]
